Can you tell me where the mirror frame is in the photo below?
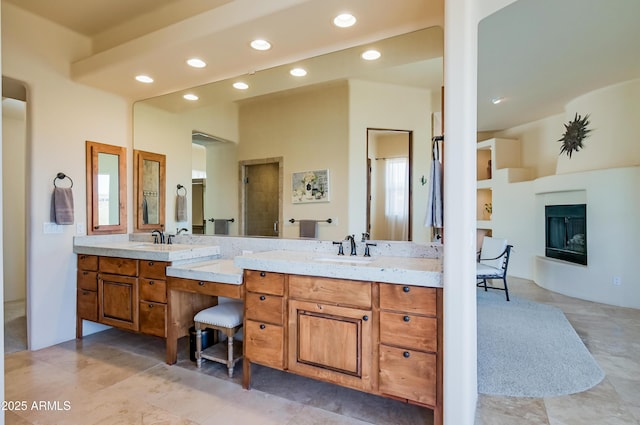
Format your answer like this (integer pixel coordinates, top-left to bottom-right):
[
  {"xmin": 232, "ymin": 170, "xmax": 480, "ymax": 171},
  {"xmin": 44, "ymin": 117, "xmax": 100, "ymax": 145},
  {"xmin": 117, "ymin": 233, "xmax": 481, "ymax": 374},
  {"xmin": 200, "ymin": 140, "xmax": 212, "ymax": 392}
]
[
  {"xmin": 134, "ymin": 149, "xmax": 166, "ymax": 232},
  {"xmin": 85, "ymin": 140, "xmax": 127, "ymax": 235}
]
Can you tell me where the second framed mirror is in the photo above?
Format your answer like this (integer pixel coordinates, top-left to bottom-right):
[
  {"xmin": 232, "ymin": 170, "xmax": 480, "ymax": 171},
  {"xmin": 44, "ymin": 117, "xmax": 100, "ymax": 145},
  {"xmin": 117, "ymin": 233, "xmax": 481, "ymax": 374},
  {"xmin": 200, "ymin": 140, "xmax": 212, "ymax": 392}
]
[{"xmin": 134, "ymin": 150, "xmax": 166, "ymax": 232}]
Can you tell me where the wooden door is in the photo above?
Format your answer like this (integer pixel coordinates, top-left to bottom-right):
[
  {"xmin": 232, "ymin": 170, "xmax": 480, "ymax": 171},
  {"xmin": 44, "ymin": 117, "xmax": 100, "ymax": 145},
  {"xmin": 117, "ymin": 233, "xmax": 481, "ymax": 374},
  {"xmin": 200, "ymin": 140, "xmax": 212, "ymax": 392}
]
[
  {"xmin": 98, "ymin": 273, "xmax": 139, "ymax": 331},
  {"xmin": 288, "ymin": 299, "xmax": 372, "ymax": 392}
]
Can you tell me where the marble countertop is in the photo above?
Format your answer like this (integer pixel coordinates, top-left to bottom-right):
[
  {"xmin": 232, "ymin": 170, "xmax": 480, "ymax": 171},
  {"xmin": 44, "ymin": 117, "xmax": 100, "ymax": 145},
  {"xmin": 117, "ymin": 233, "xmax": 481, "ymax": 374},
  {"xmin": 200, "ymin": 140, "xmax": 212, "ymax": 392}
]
[
  {"xmin": 166, "ymin": 259, "xmax": 243, "ymax": 285},
  {"xmin": 73, "ymin": 240, "xmax": 220, "ymax": 262},
  {"xmin": 234, "ymin": 250, "xmax": 443, "ymax": 287}
]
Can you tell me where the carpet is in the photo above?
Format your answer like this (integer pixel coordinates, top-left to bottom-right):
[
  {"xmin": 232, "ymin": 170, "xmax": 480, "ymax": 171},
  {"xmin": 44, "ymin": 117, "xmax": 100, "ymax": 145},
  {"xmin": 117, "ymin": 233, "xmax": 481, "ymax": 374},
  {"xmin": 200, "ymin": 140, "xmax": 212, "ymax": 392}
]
[{"xmin": 477, "ymin": 289, "xmax": 605, "ymax": 397}]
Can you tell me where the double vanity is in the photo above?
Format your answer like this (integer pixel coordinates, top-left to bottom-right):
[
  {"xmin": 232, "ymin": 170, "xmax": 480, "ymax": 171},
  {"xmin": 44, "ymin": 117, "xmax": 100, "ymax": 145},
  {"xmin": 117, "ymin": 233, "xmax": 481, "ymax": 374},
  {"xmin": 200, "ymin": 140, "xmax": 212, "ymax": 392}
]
[{"xmin": 73, "ymin": 236, "xmax": 444, "ymax": 424}]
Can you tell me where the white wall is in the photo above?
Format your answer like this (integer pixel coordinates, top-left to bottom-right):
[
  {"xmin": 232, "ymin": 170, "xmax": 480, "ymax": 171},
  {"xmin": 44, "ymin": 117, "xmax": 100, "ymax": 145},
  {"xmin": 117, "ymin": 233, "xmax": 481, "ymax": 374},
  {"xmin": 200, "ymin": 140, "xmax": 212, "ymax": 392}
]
[
  {"xmin": 2, "ymin": 99, "xmax": 26, "ymax": 302},
  {"xmin": 491, "ymin": 79, "xmax": 640, "ymax": 308},
  {"xmin": 2, "ymin": 3, "xmax": 130, "ymax": 348}
]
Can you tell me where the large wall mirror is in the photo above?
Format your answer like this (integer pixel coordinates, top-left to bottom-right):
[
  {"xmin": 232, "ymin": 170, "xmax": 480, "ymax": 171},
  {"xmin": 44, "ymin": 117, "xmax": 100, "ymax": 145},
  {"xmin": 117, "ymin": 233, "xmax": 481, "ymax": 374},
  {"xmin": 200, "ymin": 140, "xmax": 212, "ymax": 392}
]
[
  {"xmin": 85, "ymin": 141, "xmax": 126, "ymax": 235},
  {"xmin": 133, "ymin": 26, "xmax": 443, "ymax": 242},
  {"xmin": 134, "ymin": 150, "xmax": 166, "ymax": 232}
]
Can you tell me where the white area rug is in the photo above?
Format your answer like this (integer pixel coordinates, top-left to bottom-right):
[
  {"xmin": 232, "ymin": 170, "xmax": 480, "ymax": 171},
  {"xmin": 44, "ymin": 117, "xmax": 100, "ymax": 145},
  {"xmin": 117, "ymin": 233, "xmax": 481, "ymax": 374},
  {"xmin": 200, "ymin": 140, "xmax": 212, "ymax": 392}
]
[{"xmin": 477, "ymin": 289, "xmax": 605, "ymax": 397}]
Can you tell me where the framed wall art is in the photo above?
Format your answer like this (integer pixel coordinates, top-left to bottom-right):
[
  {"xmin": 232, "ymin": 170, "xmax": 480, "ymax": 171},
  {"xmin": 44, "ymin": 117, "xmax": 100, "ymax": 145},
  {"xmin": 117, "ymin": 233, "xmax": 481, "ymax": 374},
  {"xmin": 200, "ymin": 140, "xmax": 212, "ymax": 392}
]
[{"xmin": 291, "ymin": 169, "xmax": 329, "ymax": 204}]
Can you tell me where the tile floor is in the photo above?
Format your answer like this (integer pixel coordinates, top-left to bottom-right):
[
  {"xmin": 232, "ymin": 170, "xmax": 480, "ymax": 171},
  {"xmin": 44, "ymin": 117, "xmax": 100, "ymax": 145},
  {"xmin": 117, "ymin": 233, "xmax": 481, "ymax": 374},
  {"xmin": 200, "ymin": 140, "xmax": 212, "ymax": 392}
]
[{"xmin": 4, "ymin": 278, "xmax": 640, "ymax": 425}]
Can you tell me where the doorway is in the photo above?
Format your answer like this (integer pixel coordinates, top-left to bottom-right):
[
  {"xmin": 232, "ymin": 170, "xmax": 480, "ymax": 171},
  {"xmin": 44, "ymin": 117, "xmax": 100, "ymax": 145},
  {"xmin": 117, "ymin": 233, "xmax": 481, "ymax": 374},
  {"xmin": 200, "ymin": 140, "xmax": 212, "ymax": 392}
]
[
  {"xmin": 2, "ymin": 76, "xmax": 28, "ymax": 352},
  {"xmin": 366, "ymin": 129, "xmax": 412, "ymax": 241},
  {"xmin": 240, "ymin": 158, "xmax": 283, "ymax": 237}
]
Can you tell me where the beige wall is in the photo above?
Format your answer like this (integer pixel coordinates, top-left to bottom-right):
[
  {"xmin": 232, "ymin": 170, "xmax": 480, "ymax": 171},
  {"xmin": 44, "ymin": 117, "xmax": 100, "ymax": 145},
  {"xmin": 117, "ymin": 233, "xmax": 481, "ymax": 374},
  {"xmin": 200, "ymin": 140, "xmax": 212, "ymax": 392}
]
[
  {"xmin": 2, "ymin": 99, "xmax": 26, "ymax": 302},
  {"xmin": 238, "ymin": 82, "xmax": 350, "ymax": 240},
  {"xmin": 2, "ymin": 3, "xmax": 130, "ymax": 348}
]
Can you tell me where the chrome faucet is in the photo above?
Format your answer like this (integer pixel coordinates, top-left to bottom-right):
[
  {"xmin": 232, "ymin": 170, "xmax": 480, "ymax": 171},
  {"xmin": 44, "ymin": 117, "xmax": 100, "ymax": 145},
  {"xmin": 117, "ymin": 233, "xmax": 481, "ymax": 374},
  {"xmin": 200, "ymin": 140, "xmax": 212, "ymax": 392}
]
[
  {"xmin": 151, "ymin": 229, "xmax": 165, "ymax": 244},
  {"xmin": 345, "ymin": 234, "xmax": 357, "ymax": 256}
]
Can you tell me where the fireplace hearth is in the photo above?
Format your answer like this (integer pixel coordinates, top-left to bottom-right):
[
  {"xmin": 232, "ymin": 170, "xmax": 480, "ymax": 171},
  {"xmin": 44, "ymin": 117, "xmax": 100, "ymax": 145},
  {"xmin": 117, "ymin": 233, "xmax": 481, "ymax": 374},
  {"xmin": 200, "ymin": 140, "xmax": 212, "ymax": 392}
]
[{"xmin": 545, "ymin": 204, "xmax": 587, "ymax": 265}]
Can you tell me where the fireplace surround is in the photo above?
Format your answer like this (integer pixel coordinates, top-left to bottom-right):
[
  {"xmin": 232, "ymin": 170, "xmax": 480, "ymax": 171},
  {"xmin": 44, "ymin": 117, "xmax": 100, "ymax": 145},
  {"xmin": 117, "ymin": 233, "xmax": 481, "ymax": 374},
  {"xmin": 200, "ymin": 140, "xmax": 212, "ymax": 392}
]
[{"xmin": 545, "ymin": 204, "xmax": 587, "ymax": 265}]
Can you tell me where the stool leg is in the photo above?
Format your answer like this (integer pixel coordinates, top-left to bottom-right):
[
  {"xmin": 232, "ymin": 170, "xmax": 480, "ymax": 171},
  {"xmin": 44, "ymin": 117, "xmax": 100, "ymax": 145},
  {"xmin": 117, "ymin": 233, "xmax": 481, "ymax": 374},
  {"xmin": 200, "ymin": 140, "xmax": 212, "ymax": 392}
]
[
  {"xmin": 227, "ymin": 335, "xmax": 234, "ymax": 378},
  {"xmin": 195, "ymin": 323, "xmax": 203, "ymax": 368}
]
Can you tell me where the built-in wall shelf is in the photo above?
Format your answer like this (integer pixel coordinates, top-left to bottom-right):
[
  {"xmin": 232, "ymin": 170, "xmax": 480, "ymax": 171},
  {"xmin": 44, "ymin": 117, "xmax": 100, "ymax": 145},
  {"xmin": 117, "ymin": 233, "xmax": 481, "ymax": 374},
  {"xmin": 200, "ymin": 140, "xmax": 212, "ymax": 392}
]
[{"xmin": 476, "ymin": 137, "xmax": 531, "ymax": 237}]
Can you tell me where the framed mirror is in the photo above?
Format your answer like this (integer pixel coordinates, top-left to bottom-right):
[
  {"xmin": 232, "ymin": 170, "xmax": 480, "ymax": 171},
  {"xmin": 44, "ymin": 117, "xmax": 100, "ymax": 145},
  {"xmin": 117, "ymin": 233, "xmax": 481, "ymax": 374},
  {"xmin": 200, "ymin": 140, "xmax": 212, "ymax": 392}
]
[
  {"xmin": 85, "ymin": 141, "xmax": 126, "ymax": 235},
  {"xmin": 134, "ymin": 150, "xmax": 166, "ymax": 232}
]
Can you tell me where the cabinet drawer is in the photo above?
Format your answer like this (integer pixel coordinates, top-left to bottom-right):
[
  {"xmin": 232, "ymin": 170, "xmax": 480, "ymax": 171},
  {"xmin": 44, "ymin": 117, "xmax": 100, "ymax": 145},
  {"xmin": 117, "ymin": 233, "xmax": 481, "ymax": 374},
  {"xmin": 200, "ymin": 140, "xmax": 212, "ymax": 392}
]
[
  {"xmin": 139, "ymin": 278, "xmax": 167, "ymax": 303},
  {"xmin": 139, "ymin": 301, "xmax": 167, "ymax": 338},
  {"xmin": 245, "ymin": 270, "xmax": 285, "ymax": 295},
  {"xmin": 379, "ymin": 284, "xmax": 437, "ymax": 316},
  {"xmin": 77, "ymin": 289, "xmax": 97, "ymax": 322},
  {"xmin": 78, "ymin": 254, "xmax": 98, "ymax": 271},
  {"xmin": 245, "ymin": 319, "xmax": 284, "ymax": 369},
  {"xmin": 99, "ymin": 257, "xmax": 138, "ymax": 277},
  {"xmin": 77, "ymin": 270, "xmax": 98, "ymax": 291},
  {"xmin": 168, "ymin": 277, "xmax": 243, "ymax": 299},
  {"xmin": 379, "ymin": 345, "xmax": 437, "ymax": 406},
  {"xmin": 289, "ymin": 275, "xmax": 371, "ymax": 308},
  {"xmin": 245, "ymin": 292, "xmax": 283, "ymax": 325},
  {"xmin": 379, "ymin": 311, "xmax": 437, "ymax": 352},
  {"xmin": 139, "ymin": 260, "xmax": 168, "ymax": 280}
]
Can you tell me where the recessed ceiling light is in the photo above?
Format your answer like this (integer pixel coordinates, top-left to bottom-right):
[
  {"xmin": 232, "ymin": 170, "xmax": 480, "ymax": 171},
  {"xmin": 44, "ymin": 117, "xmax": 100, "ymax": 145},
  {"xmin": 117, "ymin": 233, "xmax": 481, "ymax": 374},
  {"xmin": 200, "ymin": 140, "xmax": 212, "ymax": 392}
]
[
  {"xmin": 250, "ymin": 39, "xmax": 271, "ymax": 51},
  {"xmin": 233, "ymin": 82, "xmax": 249, "ymax": 90},
  {"xmin": 333, "ymin": 13, "xmax": 356, "ymax": 28},
  {"xmin": 491, "ymin": 97, "xmax": 505, "ymax": 104},
  {"xmin": 361, "ymin": 50, "xmax": 381, "ymax": 61},
  {"xmin": 135, "ymin": 75, "xmax": 154, "ymax": 83},
  {"xmin": 186, "ymin": 58, "xmax": 207, "ymax": 68},
  {"xmin": 183, "ymin": 94, "xmax": 199, "ymax": 101},
  {"xmin": 290, "ymin": 68, "xmax": 307, "ymax": 77}
]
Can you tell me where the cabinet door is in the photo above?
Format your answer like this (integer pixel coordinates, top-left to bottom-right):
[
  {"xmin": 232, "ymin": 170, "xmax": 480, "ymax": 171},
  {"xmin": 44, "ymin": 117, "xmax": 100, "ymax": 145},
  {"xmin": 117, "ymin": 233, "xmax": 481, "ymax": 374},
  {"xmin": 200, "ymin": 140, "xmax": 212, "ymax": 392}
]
[
  {"xmin": 98, "ymin": 274, "xmax": 139, "ymax": 331},
  {"xmin": 245, "ymin": 319, "xmax": 284, "ymax": 369},
  {"xmin": 139, "ymin": 301, "xmax": 167, "ymax": 337},
  {"xmin": 379, "ymin": 345, "xmax": 437, "ymax": 407},
  {"xmin": 77, "ymin": 289, "xmax": 98, "ymax": 322},
  {"xmin": 288, "ymin": 300, "xmax": 372, "ymax": 392}
]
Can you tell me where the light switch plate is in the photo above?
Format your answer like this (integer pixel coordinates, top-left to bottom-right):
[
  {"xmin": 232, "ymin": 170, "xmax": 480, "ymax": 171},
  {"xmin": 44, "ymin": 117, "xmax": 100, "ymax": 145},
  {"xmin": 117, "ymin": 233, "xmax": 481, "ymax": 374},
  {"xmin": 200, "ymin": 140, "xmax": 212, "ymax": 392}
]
[
  {"xmin": 76, "ymin": 222, "xmax": 86, "ymax": 235},
  {"xmin": 43, "ymin": 222, "xmax": 63, "ymax": 234}
]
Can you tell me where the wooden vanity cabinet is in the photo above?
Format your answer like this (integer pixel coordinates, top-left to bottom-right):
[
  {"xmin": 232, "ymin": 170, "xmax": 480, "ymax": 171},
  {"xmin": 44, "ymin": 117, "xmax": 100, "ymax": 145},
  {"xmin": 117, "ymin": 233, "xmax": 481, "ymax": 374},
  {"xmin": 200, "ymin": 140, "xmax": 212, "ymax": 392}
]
[
  {"xmin": 244, "ymin": 270, "xmax": 286, "ymax": 370},
  {"xmin": 77, "ymin": 255, "xmax": 170, "ymax": 338},
  {"xmin": 378, "ymin": 284, "xmax": 442, "ymax": 410}
]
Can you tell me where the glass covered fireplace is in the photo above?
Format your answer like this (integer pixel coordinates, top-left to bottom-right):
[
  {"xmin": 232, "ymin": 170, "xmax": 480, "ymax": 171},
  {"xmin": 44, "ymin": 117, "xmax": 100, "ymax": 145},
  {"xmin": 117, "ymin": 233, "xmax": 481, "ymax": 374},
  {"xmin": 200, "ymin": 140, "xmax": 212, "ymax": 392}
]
[{"xmin": 545, "ymin": 204, "xmax": 587, "ymax": 265}]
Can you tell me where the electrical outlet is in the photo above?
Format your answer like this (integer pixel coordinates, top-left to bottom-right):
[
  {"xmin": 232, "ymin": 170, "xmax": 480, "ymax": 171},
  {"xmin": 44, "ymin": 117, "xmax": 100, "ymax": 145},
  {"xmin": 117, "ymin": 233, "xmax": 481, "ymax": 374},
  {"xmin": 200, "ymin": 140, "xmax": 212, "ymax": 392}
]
[{"xmin": 613, "ymin": 276, "xmax": 622, "ymax": 286}]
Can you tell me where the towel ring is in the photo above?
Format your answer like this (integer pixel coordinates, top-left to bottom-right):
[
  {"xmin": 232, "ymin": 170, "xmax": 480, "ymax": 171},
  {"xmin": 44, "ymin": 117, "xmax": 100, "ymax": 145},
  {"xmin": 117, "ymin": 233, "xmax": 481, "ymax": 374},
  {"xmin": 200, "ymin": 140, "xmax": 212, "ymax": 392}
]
[
  {"xmin": 176, "ymin": 184, "xmax": 187, "ymax": 196},
  {"xmin": 54, "ymin": 172, "xmax": 73, "ymax": 188}
]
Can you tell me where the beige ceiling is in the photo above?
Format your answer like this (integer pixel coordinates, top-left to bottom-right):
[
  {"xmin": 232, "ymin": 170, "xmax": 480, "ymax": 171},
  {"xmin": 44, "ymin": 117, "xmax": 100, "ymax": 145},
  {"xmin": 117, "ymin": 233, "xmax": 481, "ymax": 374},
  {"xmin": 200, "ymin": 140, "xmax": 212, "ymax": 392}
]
[{"xmin": 5, "ymin": 0, "xmax": 640, "ymax": 131}]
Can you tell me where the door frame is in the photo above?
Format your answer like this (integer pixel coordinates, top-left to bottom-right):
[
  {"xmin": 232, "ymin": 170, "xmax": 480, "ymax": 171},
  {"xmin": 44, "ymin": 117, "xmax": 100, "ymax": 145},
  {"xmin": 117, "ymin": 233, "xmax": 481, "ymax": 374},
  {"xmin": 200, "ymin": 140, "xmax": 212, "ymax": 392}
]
[{"xmin": 238, "ymin": 157, "xmax": 283, "ymax": 237}]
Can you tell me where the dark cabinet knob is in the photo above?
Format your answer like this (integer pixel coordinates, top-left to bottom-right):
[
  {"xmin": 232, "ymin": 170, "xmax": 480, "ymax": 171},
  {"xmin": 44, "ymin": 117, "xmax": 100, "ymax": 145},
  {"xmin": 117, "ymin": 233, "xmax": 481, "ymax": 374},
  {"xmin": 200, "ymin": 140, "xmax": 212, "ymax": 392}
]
[
  {"xmin": 403, "ymin": 286, "xmax": 410, "ymax": 293},
  {"xmin": 83, "ymin": 271, "xmax": 89, "ymax": 275},
  {"xmin": 198, "ymin": 281, "xmax": 205, "ymax": 286},
  {"xmin": 362, "ymin": 315, "xmax": 369, "ymax": 321},
  {"xmin": 148, "ymin": 261, "xmax": 154, "ymax": 266},
  {"xmin": 260, "ymin": 324, "xmax": 266, "ymax": 330},
  {"xmin": 149, "ymin": 281, "xmax": 155, "ymax": 285},
  {"xmin": 403, "ymin": 315, "xmax": 410, "ymax": 322},
  {"xmin": 403, "ymin": 351, "xmax": 410, "ymax": 358},
  {"xmin": 148, "ymin": 304, "xmax": 153, "ymax": 308},
  {"xmin": 260, "ymin": 295, "xmax": 266, "ymax": 301},
  {"xmin": 260, "ymin": 271, "xmax": 266, "ymax": 277}
]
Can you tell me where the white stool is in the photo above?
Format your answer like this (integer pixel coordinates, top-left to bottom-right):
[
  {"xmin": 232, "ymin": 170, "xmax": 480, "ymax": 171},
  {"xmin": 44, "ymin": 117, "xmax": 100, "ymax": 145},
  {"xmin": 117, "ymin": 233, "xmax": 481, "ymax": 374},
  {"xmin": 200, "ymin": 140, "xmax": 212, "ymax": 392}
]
[{"xmin": 194, "ymin": 297, "xmax": 244, "ymax": 377}]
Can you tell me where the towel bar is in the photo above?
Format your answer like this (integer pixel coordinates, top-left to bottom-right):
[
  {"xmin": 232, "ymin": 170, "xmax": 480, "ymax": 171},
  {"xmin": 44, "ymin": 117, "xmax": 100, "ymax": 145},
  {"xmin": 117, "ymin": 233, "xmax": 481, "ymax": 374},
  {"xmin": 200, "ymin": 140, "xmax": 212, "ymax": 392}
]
[{"xmin": 289, "ymin": 218, "xmax": 332, "ymax": 224}]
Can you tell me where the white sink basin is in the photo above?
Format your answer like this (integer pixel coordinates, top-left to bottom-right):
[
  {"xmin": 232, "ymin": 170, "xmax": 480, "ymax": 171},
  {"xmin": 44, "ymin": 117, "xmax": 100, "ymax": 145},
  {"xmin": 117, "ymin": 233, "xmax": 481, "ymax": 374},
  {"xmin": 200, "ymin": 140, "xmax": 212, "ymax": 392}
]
[{"xmin": 314, "ymin": 256, "xmax": 373, "ymax": 264}]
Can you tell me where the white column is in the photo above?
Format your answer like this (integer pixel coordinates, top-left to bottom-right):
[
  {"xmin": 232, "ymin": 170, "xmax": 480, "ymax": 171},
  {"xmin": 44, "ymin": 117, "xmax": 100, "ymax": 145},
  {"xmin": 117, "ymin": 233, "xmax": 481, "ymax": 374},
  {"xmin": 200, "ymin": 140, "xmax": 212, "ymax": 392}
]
[{"xmin": 443, "ymin": 0, "xmax": 479, "ymax": 424}]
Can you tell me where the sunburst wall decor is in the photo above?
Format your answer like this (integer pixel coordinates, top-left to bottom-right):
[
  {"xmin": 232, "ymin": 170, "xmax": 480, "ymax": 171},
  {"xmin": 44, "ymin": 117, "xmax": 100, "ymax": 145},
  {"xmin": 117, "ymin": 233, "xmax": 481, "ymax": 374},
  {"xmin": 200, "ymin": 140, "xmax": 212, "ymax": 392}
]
[{"xmin": 559, "ymin": 113, "xmax": 591, "ymax": 158}]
